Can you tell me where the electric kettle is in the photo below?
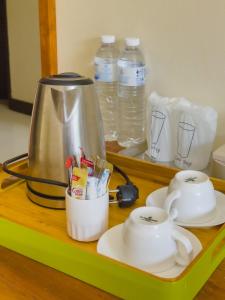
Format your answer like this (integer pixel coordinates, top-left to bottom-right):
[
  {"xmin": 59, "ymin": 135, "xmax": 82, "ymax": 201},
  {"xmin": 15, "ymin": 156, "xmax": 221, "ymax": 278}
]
[{"xmin": 3, "ymin": 73, "xmax": 105, "ymax": 209}]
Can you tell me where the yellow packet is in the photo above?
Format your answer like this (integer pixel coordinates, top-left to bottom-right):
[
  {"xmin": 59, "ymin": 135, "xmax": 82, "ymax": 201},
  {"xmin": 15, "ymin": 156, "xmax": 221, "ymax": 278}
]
[
  {"xmin": 95, "ymin": 157, "xmax": 113, "ymax": 178},
  {"xmin": 71, "ymin": 167, "xmax": 88, "ymax": 199},
  {"xmin": 104, "ymin": 161, "xmax": 113, "ymax": 173}
]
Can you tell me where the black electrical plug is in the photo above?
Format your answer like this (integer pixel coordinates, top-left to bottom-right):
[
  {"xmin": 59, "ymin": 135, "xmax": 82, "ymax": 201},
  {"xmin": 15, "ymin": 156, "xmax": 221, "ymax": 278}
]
[{"xmin": 116, "ymin": 183, "xmax": 139, "ymax": 208}]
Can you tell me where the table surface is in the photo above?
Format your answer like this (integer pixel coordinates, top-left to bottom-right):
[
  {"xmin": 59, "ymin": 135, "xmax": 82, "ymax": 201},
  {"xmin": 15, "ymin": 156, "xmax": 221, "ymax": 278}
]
[
  {"xmin": 1, "ymin": 144, "xmax": 225, "ymax": 300},
  {"xmin": 1, "ymin": 245, "xmax": 225, "ymax": 300}
]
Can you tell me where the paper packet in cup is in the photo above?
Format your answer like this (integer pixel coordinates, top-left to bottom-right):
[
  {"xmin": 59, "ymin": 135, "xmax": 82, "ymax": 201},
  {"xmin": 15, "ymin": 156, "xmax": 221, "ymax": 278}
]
[
  {"xmin": 104, "ymin": 161, "xmax": 113, "ymax": 173},
  {"xmin": 71, "ymin": 167, "xmax": 88, "ymax": 199},
  {"xmin": 94, "ymin": 156, "xmax": 104, "ymax": 177},
  {"xmin": 86, "ymin": 176, "xmax": 98, "ymax": 200},
  {"xmin": 94, "ymin": 157, "xmax": 113, "ymax": 196},
  {"xmin": 80, "ymin": 157, "xmax": 95, "ymax": 176},
  {"xmin": 94, "ymin": 157, "xmax": 112, "ymax": 177},
  {"xmin": 97, "ymin": 169, "xmax": 111, "ymax": 197}
]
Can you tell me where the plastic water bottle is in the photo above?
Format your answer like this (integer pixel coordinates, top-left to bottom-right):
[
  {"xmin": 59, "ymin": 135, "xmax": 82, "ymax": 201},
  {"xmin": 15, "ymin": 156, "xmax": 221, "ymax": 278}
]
[
  {"xmin": 118, "ymin": 37, "xmax": 146, "ymax": 147},
  {"xmin": 94, "ymin": 35, "xmax": 119, "ymax": 141}
]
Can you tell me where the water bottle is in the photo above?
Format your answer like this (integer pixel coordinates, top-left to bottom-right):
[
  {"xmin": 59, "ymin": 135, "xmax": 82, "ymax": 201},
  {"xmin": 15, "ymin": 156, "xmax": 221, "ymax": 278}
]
[
  {"xmin": 118, "ymin": 37, "xmax": 146, "ymax": 147},
  {"xmin": 94, "ymin": 35, "xmax": 119, "ymax": 141}
]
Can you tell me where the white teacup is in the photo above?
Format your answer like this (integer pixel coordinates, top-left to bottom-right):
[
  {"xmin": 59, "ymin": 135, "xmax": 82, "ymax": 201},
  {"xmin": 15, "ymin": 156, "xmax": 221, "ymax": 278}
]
[
  {"xmin": 164, "ymin": 170, "xmax": 216, "ymax": 223},
  {"xmin": 122, "ymin": 206, "xmax": 193, "ymax": 272}
]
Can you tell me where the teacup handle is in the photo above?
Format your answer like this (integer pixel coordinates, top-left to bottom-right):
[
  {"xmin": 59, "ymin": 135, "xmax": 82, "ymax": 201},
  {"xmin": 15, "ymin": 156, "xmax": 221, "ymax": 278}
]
[
  {"xmin": 172, "ymin": 230, "xmax": 193, "ymax": 266},
  {"xmin": 164, "ymin": 190, "xmax": 181, "ymax": 220}
]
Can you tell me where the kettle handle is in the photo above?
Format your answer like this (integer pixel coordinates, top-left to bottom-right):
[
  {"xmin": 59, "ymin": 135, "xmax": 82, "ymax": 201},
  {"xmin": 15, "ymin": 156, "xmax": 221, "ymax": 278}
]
[{"xmin": 2, "ymin": 153, "xmax": 68, "ymax": 187}]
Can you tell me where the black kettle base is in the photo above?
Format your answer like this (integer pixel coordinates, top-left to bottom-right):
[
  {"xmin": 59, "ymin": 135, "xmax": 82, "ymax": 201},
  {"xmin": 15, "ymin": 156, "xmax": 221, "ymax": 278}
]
[{"xmin": 26, "ymin": 184, "xmax": 65, "ymax": 210}]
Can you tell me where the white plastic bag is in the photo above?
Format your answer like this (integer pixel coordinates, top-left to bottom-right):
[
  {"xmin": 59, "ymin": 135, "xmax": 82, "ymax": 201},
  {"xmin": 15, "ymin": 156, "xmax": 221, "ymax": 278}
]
[
  {"xmin": 174, "ymin": 104, "xmax": 217, "ymax": 170},
  {"xmin": 147, "ymin": 92, "xmax": 218, "ymax": 170},
  {"xmin": 146, "ymin": 92, "xmax": 179, "ymax": 162}
]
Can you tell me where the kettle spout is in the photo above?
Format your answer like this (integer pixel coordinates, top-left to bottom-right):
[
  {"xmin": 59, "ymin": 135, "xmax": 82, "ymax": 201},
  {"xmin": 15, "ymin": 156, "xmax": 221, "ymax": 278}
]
[{"xmin": 51, "ymin": 87, "xmax": 81, "ymax": 123}]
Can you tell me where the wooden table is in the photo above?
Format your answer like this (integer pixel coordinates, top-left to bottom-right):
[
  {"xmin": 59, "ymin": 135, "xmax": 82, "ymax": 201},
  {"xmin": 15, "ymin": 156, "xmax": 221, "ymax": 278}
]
[
  {"xmin": 1, "ymin": 245, "xmax": 225, "ymax": 300},
  {"xmin": 1, "ymin": 147, "xmax": 225, "ymax": 300}
]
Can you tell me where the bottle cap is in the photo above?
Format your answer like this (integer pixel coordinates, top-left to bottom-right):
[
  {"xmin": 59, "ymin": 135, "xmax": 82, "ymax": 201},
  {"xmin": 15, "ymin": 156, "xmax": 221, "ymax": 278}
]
[
  {"xmin": 101, "ymin": 35, "xmax": 116, "ymax": 43},
  {"xmin": 125, "ymin": 37, "xmax": 140, "ymax": 47}
]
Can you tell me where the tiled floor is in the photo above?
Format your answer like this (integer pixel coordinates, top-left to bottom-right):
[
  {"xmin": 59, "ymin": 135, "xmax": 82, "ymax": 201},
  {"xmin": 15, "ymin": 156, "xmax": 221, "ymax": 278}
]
[{"xmin": 0, "ymin": 101, "xmax": 31, "ymax": 162}]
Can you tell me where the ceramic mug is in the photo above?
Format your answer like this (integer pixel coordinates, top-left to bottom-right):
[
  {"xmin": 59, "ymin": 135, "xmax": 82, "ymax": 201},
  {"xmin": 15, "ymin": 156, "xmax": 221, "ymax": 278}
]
[
  {"xmin": 122, "ymin": 206, "xmax": 193, "ymax": 272},
  {"xmin": 164, "ymin": 170, "xmax": 216, "ymax": 223},
  {"xmin": 65, "ymin": 188, "xmax": 109, "ymax": 242}
]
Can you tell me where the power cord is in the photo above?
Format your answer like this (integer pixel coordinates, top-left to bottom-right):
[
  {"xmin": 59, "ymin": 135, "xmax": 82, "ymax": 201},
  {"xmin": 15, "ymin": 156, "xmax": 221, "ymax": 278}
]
[
  {"xmin": 111, "ymin": 165, "xmax": 139, "ymax": 207},
  {"xmin": 2, "ymin": 153, "xmax": 139, "ymax": 208}
]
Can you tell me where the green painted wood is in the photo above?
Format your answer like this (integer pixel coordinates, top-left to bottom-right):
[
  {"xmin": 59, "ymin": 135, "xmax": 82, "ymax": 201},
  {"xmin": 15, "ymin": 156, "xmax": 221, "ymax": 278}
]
[{"xmin": 1, "ymin": 217, "xmax": 225, "ymax": 299}]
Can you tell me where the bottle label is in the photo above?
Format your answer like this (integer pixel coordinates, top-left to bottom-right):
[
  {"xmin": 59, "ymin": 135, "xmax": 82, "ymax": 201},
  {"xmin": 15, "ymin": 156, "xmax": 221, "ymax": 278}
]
[
  {"xmin": 94, "ymin": 57, "xmax": 118, "ymax": 82},
  {"xmin": 118, "ymin": 60, "xmax": 146, "ymax": 86}
]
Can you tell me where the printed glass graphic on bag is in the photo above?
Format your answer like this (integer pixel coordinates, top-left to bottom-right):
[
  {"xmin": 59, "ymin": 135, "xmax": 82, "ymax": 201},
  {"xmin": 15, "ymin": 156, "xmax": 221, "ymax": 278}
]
[
  {"xmin": 177, "ymin": 122, "xmax": 195, "ymax": 159},
  {"xmin": 151, "ymin": 111, "xmax": 166, "ymax": 159}
]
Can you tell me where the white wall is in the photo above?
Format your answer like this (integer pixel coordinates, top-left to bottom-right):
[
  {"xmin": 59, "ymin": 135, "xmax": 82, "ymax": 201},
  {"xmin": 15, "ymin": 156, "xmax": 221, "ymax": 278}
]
[
  {"xmin": 56, "ymin": 0, "xmax": 225, "ymax": 147},
  {"xmin": 7, "ymin": 0, "xmax": 41, "ymax": 103}
]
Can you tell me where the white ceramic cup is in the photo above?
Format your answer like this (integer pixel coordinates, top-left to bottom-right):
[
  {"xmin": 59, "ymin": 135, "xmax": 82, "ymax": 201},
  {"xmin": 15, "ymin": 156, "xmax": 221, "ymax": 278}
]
[
  {"xmin": 65, "ymin": 188, "xmax": 109, "ymax": 242},
  {"xmin": 164, "ymin": 170, "xmax": 216, "ymax": 223},
  {"xmin": 122, "ymin": 206, "xmax": 193, "ymax": 272}
]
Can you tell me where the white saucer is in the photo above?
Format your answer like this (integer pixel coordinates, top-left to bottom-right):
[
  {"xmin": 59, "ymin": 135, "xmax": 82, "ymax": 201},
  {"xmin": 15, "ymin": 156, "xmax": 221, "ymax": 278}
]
[
  {"xmin": 146, "ymin": 187, "xmax": 225, "ymax": 228},
  {"xmin": 97, "ymin": 223, "xmax": 202, "ymax": 279}
]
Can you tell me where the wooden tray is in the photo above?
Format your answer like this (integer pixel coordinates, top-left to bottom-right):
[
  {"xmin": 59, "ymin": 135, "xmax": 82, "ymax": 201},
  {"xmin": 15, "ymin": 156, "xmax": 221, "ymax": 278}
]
[{"xmin": 1, "ymin": 152, "xmax": 225, "ymax": 299}]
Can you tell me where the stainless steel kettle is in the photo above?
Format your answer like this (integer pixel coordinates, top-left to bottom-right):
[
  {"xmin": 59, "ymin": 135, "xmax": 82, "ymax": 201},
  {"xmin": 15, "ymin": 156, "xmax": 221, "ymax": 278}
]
[{"xmin": 4, "ymin": 73, "xmax": 105, "ymax": 209}]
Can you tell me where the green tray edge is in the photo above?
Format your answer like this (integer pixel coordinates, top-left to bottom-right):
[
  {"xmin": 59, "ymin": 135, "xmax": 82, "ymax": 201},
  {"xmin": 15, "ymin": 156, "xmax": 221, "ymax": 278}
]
[{"xmin": 0, "ymin": 217, "xmax": 224, "ymax": 300}]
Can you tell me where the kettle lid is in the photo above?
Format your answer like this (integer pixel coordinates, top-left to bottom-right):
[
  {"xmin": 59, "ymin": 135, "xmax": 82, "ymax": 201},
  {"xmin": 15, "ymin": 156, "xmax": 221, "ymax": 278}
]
[{"xmin": 39, "ymin": 72, "xmax": 93, "ymax": 86}]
